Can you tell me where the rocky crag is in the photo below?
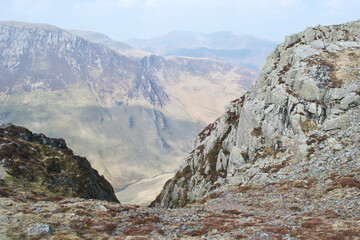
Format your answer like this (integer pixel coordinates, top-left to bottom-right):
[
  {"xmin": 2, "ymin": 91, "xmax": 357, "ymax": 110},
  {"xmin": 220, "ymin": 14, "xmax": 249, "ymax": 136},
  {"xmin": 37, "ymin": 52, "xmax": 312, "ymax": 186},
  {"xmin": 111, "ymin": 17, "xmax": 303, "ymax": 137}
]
[
  {"xmin": 152, "ymin": 20, "xmax": 360, "ymax": 209},
  {"xmin": 0, "ymin": 123, "xmax": 118, "ymax": 202}
]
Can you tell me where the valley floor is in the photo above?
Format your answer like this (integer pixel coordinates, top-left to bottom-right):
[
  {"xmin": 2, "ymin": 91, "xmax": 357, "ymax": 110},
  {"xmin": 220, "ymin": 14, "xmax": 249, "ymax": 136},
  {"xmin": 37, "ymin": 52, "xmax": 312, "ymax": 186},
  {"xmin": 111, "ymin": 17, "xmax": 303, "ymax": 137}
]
[{"xmin": 116, "ymin": 172, "xmax": 175, "ymax": 206}]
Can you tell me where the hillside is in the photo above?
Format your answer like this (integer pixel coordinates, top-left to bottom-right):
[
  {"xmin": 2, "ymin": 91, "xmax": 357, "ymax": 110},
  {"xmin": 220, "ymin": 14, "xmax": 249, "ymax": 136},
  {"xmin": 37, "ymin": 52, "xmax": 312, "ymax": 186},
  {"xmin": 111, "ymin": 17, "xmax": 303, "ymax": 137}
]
[{"xmin": 0, "ymin": 21, "xmax": 256, "ymax": 197}]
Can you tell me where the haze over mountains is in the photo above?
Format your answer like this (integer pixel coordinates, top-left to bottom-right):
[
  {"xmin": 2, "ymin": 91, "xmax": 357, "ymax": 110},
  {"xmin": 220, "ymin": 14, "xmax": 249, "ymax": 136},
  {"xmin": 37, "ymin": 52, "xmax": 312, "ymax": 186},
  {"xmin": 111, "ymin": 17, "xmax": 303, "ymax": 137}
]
[
  {"xmin": 67, "ymin": 29, "xmax": 149, "ymax": 59},
  {"xmin": 0, "ymin": 21, "xmax": 258, "ymax": 203},
  {"xmin": 126, "ymin": 31, "xmax": 278, "ymax": 70}
]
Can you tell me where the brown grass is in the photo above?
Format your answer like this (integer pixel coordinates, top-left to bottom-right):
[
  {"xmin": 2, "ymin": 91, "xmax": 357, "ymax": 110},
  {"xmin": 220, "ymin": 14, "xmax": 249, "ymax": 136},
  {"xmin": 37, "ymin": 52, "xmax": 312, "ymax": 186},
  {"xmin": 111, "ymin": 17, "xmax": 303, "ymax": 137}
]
[
  {"xmin": 240, "ymin": 222, "xmax": 257, "ymax": 227},
  {"xmin": 289, "ymin": 206, "xmax": 302, "ymax": 212},
  {"xmin": 123, "ymin": 227, "xmax": 152, "ymax": 236},
  {"xmin": 301, "ymin": 217, "xmax": 323, "ymax": 229},
  {"xmin": 264, "ymin": 226, "xmax": 291, "ymax": 234},
  {"xmin": 334, "ymin": 177, "xmax": 360, "ymax": 188},
  {"xmin": 184, "ymin": 228, "xmax": 208, "ymax": 237},
  {"xmin": 40, "ymin": 196, "xmax": 64, "ymax": 202},
  {"xmin": 222, "ymin": 209, "xmax": 241, "ymax": 215},
  {"xmin": 326, "ymin": 177, "xmax": 360, "ymax": 193},
  {"xmin": 237, "ymin": 185, "xmax": 252, "ymax": 193},
  {"xmin": 0, "ymin": 188, "xmax": 9, "ymax": 197},
  {"xmin": 251, "ymin": 127, "xmax": 262, "ymax": 137},
  {"xmin": 261, "ymin": 160, "xmax": 288, "ymax": 173}
]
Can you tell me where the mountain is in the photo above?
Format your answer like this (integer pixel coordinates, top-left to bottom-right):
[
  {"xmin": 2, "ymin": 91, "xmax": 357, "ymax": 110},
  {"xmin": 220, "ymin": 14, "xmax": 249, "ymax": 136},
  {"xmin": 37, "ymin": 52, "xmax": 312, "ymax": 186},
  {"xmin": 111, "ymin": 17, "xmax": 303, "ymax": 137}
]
[
  {"xmin": 0, "ymin": 21, "xmax": 256, "ymax": 199},
  {"xmin": 0, "ymin": 21, "xmax": 359, "ymax": 240},
  {"xmin": 0, "ymin": 123, "xmax": 118, "ymax": 202},
  {"xmin": 152, "ymin": 20, "xmax": 360, "ymax": 210},
  {"xmin": 67, "ymin": 29, "xmax": 150, "ymax": 58},
  {"xmin": 126, "ymin": 31, "xmax": 278, "ymax": 69}
]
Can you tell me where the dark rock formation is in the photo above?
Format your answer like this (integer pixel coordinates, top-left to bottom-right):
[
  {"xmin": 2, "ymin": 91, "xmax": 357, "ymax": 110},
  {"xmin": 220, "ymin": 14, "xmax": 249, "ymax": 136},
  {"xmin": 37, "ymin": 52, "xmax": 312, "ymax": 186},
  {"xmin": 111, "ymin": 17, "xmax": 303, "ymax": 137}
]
[{"xmin": 0, "ymin": 123, "xmax": 119, "ymax": 202}]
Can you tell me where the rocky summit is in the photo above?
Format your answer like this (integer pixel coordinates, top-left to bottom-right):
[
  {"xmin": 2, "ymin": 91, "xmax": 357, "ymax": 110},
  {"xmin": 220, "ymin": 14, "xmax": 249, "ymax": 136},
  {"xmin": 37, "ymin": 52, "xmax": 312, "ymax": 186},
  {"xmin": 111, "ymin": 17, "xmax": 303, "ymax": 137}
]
[{"xmin": 1, "ymin": 21, "xmax": 360, "ymax": 240}]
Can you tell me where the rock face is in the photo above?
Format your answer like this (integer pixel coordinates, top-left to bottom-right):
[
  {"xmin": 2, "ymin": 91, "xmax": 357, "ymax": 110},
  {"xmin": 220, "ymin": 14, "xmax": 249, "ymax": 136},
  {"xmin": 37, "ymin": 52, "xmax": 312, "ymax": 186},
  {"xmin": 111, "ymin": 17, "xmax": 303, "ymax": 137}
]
[
  {"xmin": 0, "ymin": 21, "xmax": 256, "ymax": 191},
  {"xmin": 0, "ymin": 123, "xmax": 119, "ymax": 202},
  {"xmin": 152, "ymin": 20, "xmax": 360, "ymax": 208}
]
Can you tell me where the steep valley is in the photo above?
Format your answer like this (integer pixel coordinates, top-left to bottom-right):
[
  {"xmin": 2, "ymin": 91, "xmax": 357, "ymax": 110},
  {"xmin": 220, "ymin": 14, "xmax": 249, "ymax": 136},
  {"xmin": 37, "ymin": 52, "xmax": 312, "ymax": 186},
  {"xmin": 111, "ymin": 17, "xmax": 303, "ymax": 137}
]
[{"xmin": 0, "ymin": 21, "xmax": 257, "ymax": 196}]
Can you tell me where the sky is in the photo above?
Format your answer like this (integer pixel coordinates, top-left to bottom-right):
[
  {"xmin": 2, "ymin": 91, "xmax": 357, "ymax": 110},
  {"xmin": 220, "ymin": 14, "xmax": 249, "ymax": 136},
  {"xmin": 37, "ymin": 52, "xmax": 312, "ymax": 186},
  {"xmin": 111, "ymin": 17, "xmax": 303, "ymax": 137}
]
[{"xmin": 0, "ymin": 0, "xmax": 359, "ymax": 42}]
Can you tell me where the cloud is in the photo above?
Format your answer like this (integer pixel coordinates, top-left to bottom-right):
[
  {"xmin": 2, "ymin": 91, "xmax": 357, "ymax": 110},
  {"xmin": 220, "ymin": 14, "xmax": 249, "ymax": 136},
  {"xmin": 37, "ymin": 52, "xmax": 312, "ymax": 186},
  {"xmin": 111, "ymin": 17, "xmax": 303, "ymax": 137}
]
[
  {"xmin": 9, "ymin": 0, "xmax": 51, "ymax": 14},
  {"xmin": 318, "ymin": 0, "xmax": 357, "ymax": 8},
  {"xmin": 73, "ymin": 0, "xmax": 138, "ymax": 16},
  {"xmin": 72, "ymin": 0, "xmax": 306, "ymax": 18}
]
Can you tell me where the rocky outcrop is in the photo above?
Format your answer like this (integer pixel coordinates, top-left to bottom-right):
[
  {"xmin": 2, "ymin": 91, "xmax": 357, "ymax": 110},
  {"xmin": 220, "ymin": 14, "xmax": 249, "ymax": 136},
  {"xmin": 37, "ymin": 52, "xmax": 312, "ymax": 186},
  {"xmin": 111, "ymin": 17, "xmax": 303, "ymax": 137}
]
[
  {"xmin": 152, "ymin": 20, "xmax": 360, "ymax": 208},
  {"xmin": 0, "ymin": 123, "xmax": 119, "ymax": 202}
]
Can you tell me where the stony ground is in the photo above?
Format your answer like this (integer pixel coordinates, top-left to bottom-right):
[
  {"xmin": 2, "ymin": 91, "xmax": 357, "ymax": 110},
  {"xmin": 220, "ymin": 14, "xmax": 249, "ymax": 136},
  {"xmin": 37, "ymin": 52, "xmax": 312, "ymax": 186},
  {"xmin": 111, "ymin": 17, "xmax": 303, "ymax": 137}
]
[{"xmin": 1, "ymin": 172, "xmax": 359, "ymax": 240}]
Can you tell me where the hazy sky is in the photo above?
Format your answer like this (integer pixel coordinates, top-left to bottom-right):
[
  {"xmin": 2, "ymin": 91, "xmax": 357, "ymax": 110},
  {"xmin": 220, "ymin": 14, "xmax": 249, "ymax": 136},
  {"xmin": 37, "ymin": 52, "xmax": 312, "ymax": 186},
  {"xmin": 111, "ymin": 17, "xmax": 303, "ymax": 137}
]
[{"xmin": 0, "ymin": 0, "xmax": 359, "ymax": 41}]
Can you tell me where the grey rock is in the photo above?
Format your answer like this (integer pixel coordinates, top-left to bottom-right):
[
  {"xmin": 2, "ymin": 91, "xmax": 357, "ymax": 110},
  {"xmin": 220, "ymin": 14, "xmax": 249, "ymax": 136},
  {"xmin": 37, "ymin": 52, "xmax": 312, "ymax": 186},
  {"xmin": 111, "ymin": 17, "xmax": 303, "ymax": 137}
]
[
  {"xmin": 24, "ymin": 223, "xmax": 51, "ymax": 235},
  {"xmin": 323, "ymin": 115, "xmax": 351, "ymax": 131},
  {"xmin": 294, "ymin": 45, "xmax": 320, "ymax": 59},
  {"xmin": 299, "ymin": 78, "xmax": 324, "ymax": 101},
  {"xmin": 326, "ymin": 43, "xmax": 341, "ymax": 52},
  {"xmin": 330, "ymin": 88, "xmax": 349, "ymax": 100},
  {"xmin": 339, "ymin": 92, "xmax": 360, "ymax": 110},
  {"xmin": 337, "ymin": 41, "xmax": 360, "ymax": 49},
  {"xmin": 284, "ymin": 34, "xmax": 300, "ymax": 48},
  {"xmin": 311, "ymin": 40, "xmax": 325, "ymax": 49}
]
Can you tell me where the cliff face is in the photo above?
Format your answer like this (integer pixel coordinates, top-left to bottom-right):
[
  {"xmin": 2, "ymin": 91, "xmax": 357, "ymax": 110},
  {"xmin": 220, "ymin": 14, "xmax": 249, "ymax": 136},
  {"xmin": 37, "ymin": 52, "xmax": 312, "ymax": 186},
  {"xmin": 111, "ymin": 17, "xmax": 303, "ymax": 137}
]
[
  {"xmin": 0, "ymin": 123, "xmax": 119, "ymax": 202},
  {"xmin": 0, "ymin": 21, "xmax": 168, "ymax": 107},
  {"xmin": 152, "ymin": 21, "xmax": 360, "ymax": 208}
]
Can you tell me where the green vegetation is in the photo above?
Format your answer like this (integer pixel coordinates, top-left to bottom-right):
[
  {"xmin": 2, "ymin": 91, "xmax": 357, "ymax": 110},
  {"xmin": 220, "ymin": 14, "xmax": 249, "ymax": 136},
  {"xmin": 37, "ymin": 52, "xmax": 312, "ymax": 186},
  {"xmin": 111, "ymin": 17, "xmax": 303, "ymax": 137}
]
[
  {"xmin": 251, "ymin": 127, "xmax": 262, "ymax": 137},
  {"xmin": 300, "ymin": 119, "xmax": 318, "ymax": 133},
  {"xmin": 174, "ymin": 165, "xmax": 191, "ymax": 181}
]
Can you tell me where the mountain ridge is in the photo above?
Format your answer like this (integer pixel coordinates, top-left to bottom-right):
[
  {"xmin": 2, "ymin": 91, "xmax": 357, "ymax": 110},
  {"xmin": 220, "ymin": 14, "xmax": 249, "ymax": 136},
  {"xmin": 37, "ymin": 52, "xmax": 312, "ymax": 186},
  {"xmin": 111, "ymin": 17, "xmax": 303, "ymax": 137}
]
[{"xmin": 126, "ymin": 30, "xmax": 278, "ymax": 69}]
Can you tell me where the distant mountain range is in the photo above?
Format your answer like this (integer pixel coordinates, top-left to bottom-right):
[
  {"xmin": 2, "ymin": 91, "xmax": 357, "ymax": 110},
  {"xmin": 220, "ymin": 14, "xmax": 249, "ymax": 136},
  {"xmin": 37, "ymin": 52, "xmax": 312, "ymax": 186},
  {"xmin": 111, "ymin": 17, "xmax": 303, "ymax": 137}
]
[
  {"xmin": 126, "ymin": 31, "xmax": 278, "ymax": 69},
  {"xmin": 68, "ymin": 29, "xmax": 149, "ymax": 58},
  {"xmin": 0, "ymin": 21, "xmax": 257, "ymax": 196}
]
